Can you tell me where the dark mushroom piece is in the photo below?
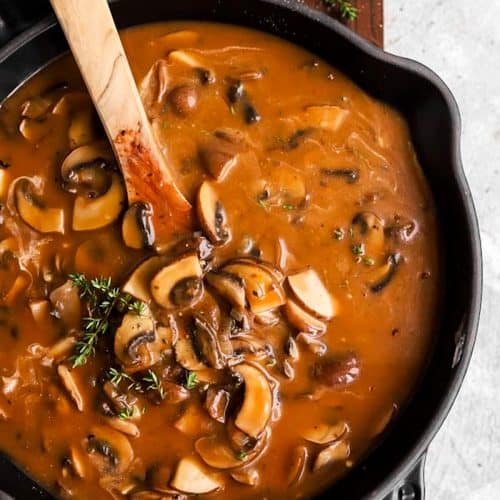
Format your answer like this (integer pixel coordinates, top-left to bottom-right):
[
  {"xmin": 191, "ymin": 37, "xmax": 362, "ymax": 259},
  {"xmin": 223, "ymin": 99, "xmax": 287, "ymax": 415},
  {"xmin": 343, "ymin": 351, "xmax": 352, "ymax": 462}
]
[
  {"xmin": 85, "ymin": 426, "xmax": 134, "ymax": 475},
  {"xmin": 204, "ymin": 387, "xmax": 230, "ymax": 423},
  {"xmin": 114, "ymin": 313, "xmax": 161, "ymax": 372},
  {"xmin": 351, "ymin": 212, "xmax": 385, "ymax": 258},
  {"xmin": 167, "ymin": 234, "xmax": 214, "ymax": 263},
  {"xmin": 122, "ymin": 202, "xmax": 155, "ymax": 249},
  {"xmin": 311, "ymin": 353, "xmax": 360, "ymax": 388},
  {"xmin": 196, "ymin": 181, "xmax": 231, "ymax": 245},
  {"xmin": 206, "ymin": 270, "xmax": 246, "ymax": 310},
  {"xmin": 320, "ymin": 167, "xmax": 359, "ymax": 184},
  {"xmin": 191, "ymin": 316, "xmax": 225, "ymax": 369},
  {"xmin": 369, "ymin": 253, "xmax": 401, "ymax": 293}
]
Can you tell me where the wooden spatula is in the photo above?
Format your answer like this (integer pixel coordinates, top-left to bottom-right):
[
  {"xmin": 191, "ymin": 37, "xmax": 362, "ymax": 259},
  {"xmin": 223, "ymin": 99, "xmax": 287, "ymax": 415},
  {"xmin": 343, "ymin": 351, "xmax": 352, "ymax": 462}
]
[{"xmin": 49, "ymin": 0, "xmax": 192, "ymax": 247}]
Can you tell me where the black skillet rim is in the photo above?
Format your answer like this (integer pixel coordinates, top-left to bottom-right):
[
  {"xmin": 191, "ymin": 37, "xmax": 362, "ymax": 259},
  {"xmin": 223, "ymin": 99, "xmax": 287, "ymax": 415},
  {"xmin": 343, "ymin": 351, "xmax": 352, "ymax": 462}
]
[{"xmin": 0, "ymin": 1, "xmax": 482, "ymax": 499}]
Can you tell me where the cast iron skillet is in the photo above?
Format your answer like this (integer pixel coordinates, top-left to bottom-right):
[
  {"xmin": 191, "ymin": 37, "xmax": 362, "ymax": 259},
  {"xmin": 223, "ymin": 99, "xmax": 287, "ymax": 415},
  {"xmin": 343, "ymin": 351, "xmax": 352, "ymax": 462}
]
[{"xmin": 0, "ymin": 1, "xmax": 482, "ymax": 499}]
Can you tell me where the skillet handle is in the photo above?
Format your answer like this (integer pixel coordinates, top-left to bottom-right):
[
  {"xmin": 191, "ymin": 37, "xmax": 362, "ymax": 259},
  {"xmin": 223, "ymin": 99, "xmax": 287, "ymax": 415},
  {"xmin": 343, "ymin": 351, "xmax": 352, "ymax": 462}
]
[
  {"xmin": 0, "ymin": 0, "xmax": 52, "ymax": 45},
  {"xmin": 383, "ymin": 454, "xmax": 426, "ymax": 500}
]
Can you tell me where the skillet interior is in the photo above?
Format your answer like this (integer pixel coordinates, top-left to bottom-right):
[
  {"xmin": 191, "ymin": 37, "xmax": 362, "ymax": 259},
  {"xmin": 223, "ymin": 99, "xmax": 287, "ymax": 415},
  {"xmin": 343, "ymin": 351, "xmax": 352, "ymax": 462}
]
[{"xmin": 0, "ymin": 1, "xmax": 482, "ymax": 499}]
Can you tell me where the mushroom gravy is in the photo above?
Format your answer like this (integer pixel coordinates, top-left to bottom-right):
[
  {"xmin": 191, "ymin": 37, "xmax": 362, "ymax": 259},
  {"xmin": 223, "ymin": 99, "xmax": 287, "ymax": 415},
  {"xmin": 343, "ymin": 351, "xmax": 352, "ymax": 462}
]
[{"xmin": 0, "ymin": 22, "xmax": 439, "ymax": 499}]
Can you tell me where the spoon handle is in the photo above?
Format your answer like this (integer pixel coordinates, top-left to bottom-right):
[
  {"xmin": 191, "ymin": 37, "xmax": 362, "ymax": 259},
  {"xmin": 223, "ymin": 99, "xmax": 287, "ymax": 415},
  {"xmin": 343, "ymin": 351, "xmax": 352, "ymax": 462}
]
[{"xmin": 50, "ymin": 0, "xmax": 192, "ymax": 243}]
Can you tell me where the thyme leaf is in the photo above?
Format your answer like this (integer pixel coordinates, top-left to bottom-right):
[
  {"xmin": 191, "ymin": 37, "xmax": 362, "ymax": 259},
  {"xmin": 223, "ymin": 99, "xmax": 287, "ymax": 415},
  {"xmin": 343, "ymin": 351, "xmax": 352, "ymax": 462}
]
[{"xmin": 324, "ymin": 0, "xmax": 359, "ymax": 21}]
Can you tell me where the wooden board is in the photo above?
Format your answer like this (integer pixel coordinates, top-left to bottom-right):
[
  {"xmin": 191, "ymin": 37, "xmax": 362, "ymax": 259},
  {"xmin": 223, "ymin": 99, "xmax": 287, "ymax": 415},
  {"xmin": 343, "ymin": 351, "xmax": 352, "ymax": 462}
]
[{"xmin": 301, "ymin": 0, "xmax": 383, "ymax": 48}]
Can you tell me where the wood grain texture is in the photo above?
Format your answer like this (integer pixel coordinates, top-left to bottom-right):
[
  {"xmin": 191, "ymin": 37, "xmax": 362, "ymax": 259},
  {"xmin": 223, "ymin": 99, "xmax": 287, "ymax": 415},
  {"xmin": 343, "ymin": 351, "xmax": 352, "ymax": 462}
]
[
  {"xmin": 49, "ymin": 0, "xmax": 192, "ymax": 243},
  {"xmin": 301, "ymin": 0, "xmax": 384, "ymax": 47}
]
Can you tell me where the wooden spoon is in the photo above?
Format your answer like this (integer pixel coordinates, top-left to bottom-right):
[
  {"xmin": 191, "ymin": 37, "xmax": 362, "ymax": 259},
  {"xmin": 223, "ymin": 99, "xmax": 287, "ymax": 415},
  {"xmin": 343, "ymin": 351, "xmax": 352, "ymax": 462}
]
[{"xmin": 49, "ymin": 0, "xmax": 192, "ymax": 246}]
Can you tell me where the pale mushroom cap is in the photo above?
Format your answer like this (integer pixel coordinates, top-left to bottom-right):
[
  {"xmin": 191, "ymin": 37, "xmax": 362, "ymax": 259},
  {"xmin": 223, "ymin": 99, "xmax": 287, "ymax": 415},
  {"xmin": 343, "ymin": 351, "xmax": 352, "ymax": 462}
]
[
  {"xmin": 287, "ymin": 269, "xmax": 335, "ymax": 320},
  {"xmin": 170, "ymin": 456, "xmax": 222, "ymax": 494}
]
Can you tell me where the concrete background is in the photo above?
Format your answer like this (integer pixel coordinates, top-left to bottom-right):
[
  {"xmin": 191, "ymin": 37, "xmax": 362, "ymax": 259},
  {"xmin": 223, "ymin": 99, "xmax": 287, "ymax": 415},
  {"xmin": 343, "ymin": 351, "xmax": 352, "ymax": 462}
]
[{"xmin": 385, "ymin": 1, "xmax": 500, "ymax": 498}]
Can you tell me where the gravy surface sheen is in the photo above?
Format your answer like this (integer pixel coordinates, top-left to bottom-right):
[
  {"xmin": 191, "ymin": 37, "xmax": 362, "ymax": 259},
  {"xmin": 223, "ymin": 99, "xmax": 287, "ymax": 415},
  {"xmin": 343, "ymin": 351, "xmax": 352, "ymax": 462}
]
[{"xmin": 0, "ymin": 22, "xmax": 439, "ymax": 499}]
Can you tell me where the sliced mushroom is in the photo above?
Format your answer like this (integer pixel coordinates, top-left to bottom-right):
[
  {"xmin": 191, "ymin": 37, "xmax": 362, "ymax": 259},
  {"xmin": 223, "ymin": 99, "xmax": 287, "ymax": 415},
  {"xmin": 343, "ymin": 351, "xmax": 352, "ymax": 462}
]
[
  {"xmin": 191, "ymin": 316, "xmax": 225, "ymax": 369},
  {"xmin": 223, "ymin": 261, "xmax": 285, "ymax": 314},
  {"xmin": 174, "ymin": 324, "xmax": 206, "ymax": 371},
  {"xmin": 284, "ymin": 299, "xmax": 327, "ymax": 334},
  {"xmin": 114, "ymin": 313, "xmax": 160, "ymax": 372},
  {"xmin": 296, "ymin": 332, "xmax": 327, "ymax": 356},
  {"xmin": 106, "ymin": 417, "xmax": 140, "ymax": 438},
  {"xmin": 19, "ymin": 118, "xmax": 51, "ymax": 142},
  {"xmin": 204, "ymin": 387, "xmax": 230, "ymax": 423},
  {"xmin": 73, "ymin": 173, "xmax": 125, "ymax": 231},
  {"xmin": 167, "ymin": 50, "xmax": 205, "ymax": 68},
  {"xmin": 287, "ymin": 269, "xmax": 335, "ymax": 320},
  {"xmin": 199, "ymin": 131, "xmax": 246, "ymax": 180},
  {"xmin": 57, "ymin": 364, "xmax": 84, "ymax": 411},
  {"xmin": 287, "ymin": 445, "xmax": 308, "ymax": 487},
  {"xmin": 302, "ymin": 421, "xmax": 349, "ymax": 444},
  {"xmin": 170, "ymin": 456, "xmax": 221, "ymax": 494},
  {"xmin": 45, "ymin": 337, "xmax": 77, "ymax": 364},
  {"xmin": 196, "ymin": 181, "xmax": 231, "ymax": 245},
  {"xmin": 139, "ymin": 60, "xmax": 170, "ymax": 119},
  {"xmin": 49, "ymin": 280, "xmax": 81, "ymax": 330},
  {"xmin": 233, "ymin": 363, "xmax": 272, "ymax": 438},
  {"xmin": 69, "ymin": 445, "xmax": 88, "ymax": 479},
  {"xmin": 230, "ymin": 467, "xmax": 259, "ymax": 486},
  {"xmin": 150, "ymin": 254, "xmax": 203, "ymax": 310},
  {"xmin": 312, "ymin": 440, "xmax": 350, "ymax": 472},
  {"xmin": 195, "ymin": 436, "xmax": 249, "ymax": 469},
  {"xmin": 311, "ymin": 353, "xmax": 360, "ymax": 388},
  {"xmin": 122, "ymin": 202, "xmax": 155, "ymax": 249},
  {"xmin": 351, "ymin": 212, "xmax": 385, "ymax": 258},
  {"xmin": 103, "ymin": 381, "xmax": 138, "ymax": 414},
  {"xmin": 122, "ymin": 256, "xmax": 166, "ymax": 303},
  {"xmin": 86, "ymin": 425, "xmax": 134, "ymax": 475},
  {"xmin": 21, "ymin": 92, "xmax": 58, "ymax": 119},
  {"xmin": 14, "ymin": 178, "xmax": 65, "ymax": 233},
  {"xmin": 60, "ymin": 143, "xmax": 114, "ymax": 196},
  {"xmin": 69, "ymin": 108, "xmax": 96, "ymax": 149},
  {"xmin": 206, "ymin": 270, "xmax": 246, "ymax": 309},
  {"xmin": 368, "ymin": 253, "xmax": 401, "ymax": 292},
  {"xmin": 52, "ymin": 91, "xmax": 92, "ymax": 116},
  {"xmin": 300, "ymin": 105, "xmax": 349, "ymax": 133},
  {"xmin": 3, "ymin": 273, "xmax": 30, "ymax": 307}
]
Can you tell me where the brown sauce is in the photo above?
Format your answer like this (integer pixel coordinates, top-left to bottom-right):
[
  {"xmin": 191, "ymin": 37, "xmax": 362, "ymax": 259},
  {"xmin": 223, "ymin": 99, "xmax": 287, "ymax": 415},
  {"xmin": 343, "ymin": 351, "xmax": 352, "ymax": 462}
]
[{"xmin": 0, "ymin": 22, "xmax": 439, "ymax": 499}]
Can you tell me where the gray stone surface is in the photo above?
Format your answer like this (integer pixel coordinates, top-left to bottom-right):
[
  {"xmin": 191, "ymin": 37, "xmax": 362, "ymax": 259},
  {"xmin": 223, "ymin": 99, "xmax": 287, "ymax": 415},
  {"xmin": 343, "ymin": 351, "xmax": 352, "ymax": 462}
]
[{"xmin": 385, "ymin": 1, "xmax": 500, "ymax": 498}]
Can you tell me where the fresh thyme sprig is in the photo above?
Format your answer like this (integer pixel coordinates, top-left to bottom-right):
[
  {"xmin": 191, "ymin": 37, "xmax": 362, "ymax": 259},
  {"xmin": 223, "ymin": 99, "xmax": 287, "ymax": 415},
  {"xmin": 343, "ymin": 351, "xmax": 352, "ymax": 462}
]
[
  {"xmin": 116, "ymin": 405, "xmax": 140, "ymax": 420},
  {"xmin": 68, "ymin": 273, "xmax": 146, "ymax": 368},
  {"xmin": 324, "ymin": 0, "xmax": 359, "ymax": 21},
  {"xmin": 185, "ymin": 371, "xmax": 198, "ymax": 390},
  {"xmin": 107, "ymin": 367, "xmax": 142, "ymax": 391},
  {"xmin": 142, "ymin": 369, "xmax": 166, "ymax": 400}
]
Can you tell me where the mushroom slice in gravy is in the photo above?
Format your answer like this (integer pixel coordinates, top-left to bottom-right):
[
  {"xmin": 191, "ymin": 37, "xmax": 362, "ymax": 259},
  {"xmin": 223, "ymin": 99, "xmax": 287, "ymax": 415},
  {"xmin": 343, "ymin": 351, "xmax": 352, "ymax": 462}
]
[
  {"xmin": 301, "ymin": 421, "xmax": 349, "ymax": 444},
  {"xmin": 312, "ymin": 440, "xmax": 350, "ymax": 472},
  {"xmin": 195, "ymin": 436, "xmax": 249, "ymax": 469},
  {"xmin": 114, "ymin": 313, "xmax": 160, "ymax": 372},
  {"xmin": 287, "ymin": 269, "xmax": 335, "ymax": 320},
  {"xmin": 205, "ymin": 270, "xmax": 246, "ymax": 310},
  {"xmin": 233, "ymin": 363, "xmax": 273, "ymax": 438},
  {"xmin": 85, "ymin": 425, "xmax": 134, "ymax": 475},
  {"xmin": 170, "ymin": 456, "xmax": 222, "ymax": 494},
  {"xmin": 13, "ymin": 178, "xmax": 65, "ymax": 233},
  {"xmin": 73, "ymin": 174, "xmax": 125, "ymax": 231},
  {"xmin": 223, "ymin": 260, "xmax": 285, "ymax": 314},
  {"xmin": 197, "ymin": 181, "xmax": 231, "ymax": 244},
  {"xmin": 122, "ymin": 256, "xmax": 166, "ymax": 303},
  {"xmin": 151, "ymin": 253, "xmax": 204, "ymax": 310},
  {"xmin": 284, "ymin": 298, "xmax": 327, "ymax": 334},
  {"xmin": 122, "ymin": 202, "xmax": 155, "ymax": 249},
  {"xmin": 287, "ymin": 445, "xmax": 309, "ymax": 487},
  {"xmin": 60, "ymin": 142, "xmax": 114, "ymax": 196},
  {"xmin": 57, "ymin": 364, "xmax": 84, "ymax": 411},
  {"xmin": 368, "ymin": 253, "xmax": 401, "ymax": 292}
]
